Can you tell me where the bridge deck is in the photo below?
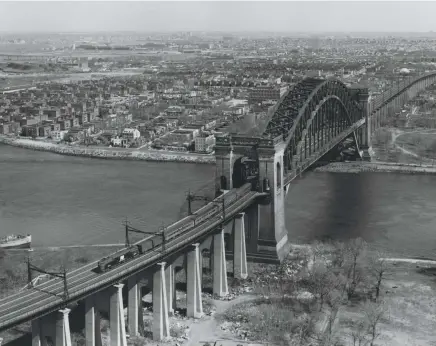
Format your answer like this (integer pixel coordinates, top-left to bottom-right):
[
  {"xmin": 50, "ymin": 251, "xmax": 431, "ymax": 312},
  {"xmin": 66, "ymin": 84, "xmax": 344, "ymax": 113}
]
[{"xmin": 0, "ymin": 191, "xmax": 260, "ymax": 332}]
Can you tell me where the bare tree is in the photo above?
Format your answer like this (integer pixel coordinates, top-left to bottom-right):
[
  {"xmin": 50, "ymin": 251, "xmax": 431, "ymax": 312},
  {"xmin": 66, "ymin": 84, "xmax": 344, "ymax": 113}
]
[
  {"xmin": 368, "ymin": 253, "xmax": 389, "ymax": 301},
  {"xmin": 311, "ymin": 240, "xmax": 325, "ymax": 265},
  {"xmin": 288, "ymin": 314, "xmax": 317, "ymax": 346},
  {"xmin": 324, "ymin": 289, "xmax": 343, "ymax": 343},
  {"xmin": 364, "ymin": 301, "xmax": 387, "ymax": 346},
  {"xmin": 344, "ymin": 238, "xmax": 367, "ymax": 300},
  {"xmin": 308, "ymin": 262, "xmax": 340, "ymax": 311},
  {"xmin": 348, "ymin": 320, "xmax": 369, "ymax": 346},
  {"xmin": 331, "ymin": 241, "xmax": 347, "ymax": 269}
]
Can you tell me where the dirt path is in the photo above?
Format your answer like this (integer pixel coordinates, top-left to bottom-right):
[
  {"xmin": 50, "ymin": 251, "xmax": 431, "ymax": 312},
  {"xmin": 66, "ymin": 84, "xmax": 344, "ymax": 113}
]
[
  {"xmin": 183, "ymin": 295, "xmax": 258, "ymax": 346},
  {"xmin": 386, "ymin": 124, "xmax": 436, "ymax": 160},
  {"xmin": 394, "ymin": 130, "xmax": 436, "ymax": 159}
]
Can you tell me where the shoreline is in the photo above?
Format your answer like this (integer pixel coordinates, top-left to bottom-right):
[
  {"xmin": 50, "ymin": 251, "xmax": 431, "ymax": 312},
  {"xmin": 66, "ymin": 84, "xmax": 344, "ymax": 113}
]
[
  {"xmin": 314, "ymin": 160, "xmax": 436, "ymax": 174},
  {"xmin": 0, "ymin": 136, "xmax": 216, "ymax": 165},
  {"xmin": 2, "ymin": 136, "xmax": 436, "ymax": 175}
]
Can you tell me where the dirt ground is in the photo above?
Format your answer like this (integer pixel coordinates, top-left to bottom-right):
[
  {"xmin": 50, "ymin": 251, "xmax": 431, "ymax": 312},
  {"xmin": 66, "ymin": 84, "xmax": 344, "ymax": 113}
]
[
  {"xmin": 335, "ymin": 260, "xmax": 436, "ymax": 346},
  {"xmin": 182, "ymin": 295, "xmax": 259, "ymax": 346},
  {"xmin": 121, "ymin": 294, "xmax": 262, "ymax": 346},
  {"xmin": 371, "ymin": 127, "xmax": 436, "ymax": 165},
  {"xmin": 394, "ymin": 131, "xmax": 436, "ymax": 161}
]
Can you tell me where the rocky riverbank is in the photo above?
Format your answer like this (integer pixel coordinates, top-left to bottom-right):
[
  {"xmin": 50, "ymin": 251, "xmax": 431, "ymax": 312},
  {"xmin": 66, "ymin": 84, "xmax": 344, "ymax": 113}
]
[
  {"xmin": 0, "ymin": 136, "xmax": 216, "ymax": 164},
  {"xmin": 314, "ymin": 161, "xmax": 436, "ymax": 174}
]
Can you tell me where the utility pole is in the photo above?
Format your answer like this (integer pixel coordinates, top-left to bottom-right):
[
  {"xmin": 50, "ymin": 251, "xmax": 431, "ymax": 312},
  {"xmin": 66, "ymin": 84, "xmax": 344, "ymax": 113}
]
[
  {"xmin": 124, "ymin": 219, "xmax": 167, "ymax": 252},
  {"xmin": 27, "ymin": 260, "xmax": 69, "ymax": 302},
  {"xmin": 212, "ymin": 197, "xmax": 227, "ymax": 223},
  {"xmin": 186, "ymin": 190, "xmax": 211, "ymax": 215}
]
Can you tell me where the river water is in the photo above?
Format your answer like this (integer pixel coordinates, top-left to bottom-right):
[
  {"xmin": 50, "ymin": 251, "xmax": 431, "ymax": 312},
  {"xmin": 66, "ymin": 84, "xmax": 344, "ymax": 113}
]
[{"xmin": 1, "ymin": 144, "xmax": 436, "ymax": 259}]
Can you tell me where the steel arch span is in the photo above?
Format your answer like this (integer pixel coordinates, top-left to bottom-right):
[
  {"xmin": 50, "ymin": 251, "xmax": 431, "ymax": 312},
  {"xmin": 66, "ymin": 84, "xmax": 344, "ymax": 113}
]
[
  {"xmin": 263, "ymin": 77, "xmax": 366, "ymax": 179},
  {"xmin": 214, "ymin": 71, "xmax": 436, "ymax": 264}
]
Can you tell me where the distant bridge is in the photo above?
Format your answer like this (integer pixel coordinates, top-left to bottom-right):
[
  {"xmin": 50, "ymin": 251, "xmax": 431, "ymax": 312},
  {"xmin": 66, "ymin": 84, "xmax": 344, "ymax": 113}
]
[{"xmin": 0, "ymin": 71, "xmax": 435, "ymax": 346}]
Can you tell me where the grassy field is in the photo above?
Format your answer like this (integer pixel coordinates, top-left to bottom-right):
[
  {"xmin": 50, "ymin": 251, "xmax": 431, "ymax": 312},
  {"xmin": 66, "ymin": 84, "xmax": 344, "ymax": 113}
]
[
  {"xmin": 371, "ymin": 127, "xmax": 436, "ymax": 164},
  {"xmin": 372, "ymin": 128, "xmax": 421, "ymax": 164},
  {"xmin": 395, "ymin": 131, "xmax": 436, "ymax": 161},
  {"xmin": 335, "ymin": 261, "xmax": 436, "ymax": 346}
]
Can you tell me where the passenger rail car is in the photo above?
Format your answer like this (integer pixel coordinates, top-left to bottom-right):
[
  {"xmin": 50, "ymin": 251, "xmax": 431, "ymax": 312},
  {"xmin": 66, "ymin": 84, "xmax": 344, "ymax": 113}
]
[
  {"xmin": 97, "ymin": 244, "xmax": 143, "ymax": 272},
  {"xmin": 95, "ymin": 183, "xmax": 253, "ymax": 273}
]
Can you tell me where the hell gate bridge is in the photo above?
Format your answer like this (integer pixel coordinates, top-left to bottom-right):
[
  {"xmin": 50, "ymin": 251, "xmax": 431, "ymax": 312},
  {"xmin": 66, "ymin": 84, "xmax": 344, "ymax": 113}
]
[{"xmin": 0, "ymin": 72, "xmax": 435, "ymax": 346}]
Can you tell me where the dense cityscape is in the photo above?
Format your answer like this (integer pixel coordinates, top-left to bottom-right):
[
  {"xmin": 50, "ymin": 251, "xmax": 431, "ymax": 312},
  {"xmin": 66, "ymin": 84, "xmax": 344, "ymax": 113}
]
[
  {"xmin": 2, "ymin": 32, "xmax": 436, "ymax": 159},
  {"xmin": 1, "ymin": 3, "xmax": 436, "ymax": 346}
]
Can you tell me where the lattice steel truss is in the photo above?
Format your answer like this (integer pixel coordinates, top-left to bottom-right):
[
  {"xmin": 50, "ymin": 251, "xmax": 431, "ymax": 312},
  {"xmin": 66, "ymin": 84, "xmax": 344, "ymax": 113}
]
[{"xmin": 263, "ymin": 77, "xmax": 362, "ymax": 172}]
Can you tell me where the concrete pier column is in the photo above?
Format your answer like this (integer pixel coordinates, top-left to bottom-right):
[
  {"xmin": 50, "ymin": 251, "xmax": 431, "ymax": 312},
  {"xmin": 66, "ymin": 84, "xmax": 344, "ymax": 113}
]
[
  {"xmin": 55, "ymin": 308, "xmax": 72, "ymax": 346},
  {"xmin": 187, "ymin": 243, "xmax": 203, "ymax": 318},
  {"xmin": 165, "ymin": 264, "xmax": 176, "ymax": 315},
  {"xmin": 110, "ymin": 284, "xmax": 127, "ymax": 346},
  {"xmin": 32, "ymin": 319, "xmax": 43, "ymax": 346},
  {"xmin": 213, "ymin": 230, "xmax": 229, "ymax": 297},
  {"xmin": 234, "ymin": 213, "xmax": 248, "ymax": 280},
  {"xmin": 198, "ymin": 252, "xmax": 203, "ymax": 287},
  {"xmin": 127, "ymin": 277, "xmax": 139, "ymax": 337},
  {"xmin": 85, "ymin": 296, "xmax": 102, "ymax": 346},
  {"xmin": 153, "ymin": 262, "xmax": 170, "ymax": 341}
]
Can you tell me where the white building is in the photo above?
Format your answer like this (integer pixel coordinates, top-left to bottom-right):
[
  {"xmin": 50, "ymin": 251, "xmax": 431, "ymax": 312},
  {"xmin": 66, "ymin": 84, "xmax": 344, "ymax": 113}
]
[
  {"xmin": 51, "ymin": 130, "xmax": 69, "ymax": 141},
  {"xmin": 111, "ymin": 136, "xmax": 127, "ymax": 147},
  {"xmin": 195, "ymin": 134, "xmax": 215, "ymax": 153},
  {"xmin": 122, "ymin": 128, "xmax": 140, "ymax": 140}
]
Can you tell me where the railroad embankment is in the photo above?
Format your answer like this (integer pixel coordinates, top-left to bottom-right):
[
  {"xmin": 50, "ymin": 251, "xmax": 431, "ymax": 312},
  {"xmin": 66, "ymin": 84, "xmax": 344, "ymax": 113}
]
[
  {"xmin": 0, "ymin": 136, "xmax": 215, "ymax": 164},
  {"xmin": 314, "ymin": 161, "xmax": 436, "ymax": 174}
]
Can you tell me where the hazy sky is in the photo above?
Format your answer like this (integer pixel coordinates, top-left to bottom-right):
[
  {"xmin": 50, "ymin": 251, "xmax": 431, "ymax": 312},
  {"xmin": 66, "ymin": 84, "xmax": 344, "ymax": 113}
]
[{"xmin": 0, "ymin": 1, "xmax": 435, "ymax": 33}]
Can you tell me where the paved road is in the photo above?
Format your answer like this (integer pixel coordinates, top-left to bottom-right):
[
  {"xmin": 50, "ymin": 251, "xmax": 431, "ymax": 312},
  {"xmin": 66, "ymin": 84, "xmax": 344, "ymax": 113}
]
[{"xmin": 0, "ymin": 190, "xmax": 259, "ymax": 332}]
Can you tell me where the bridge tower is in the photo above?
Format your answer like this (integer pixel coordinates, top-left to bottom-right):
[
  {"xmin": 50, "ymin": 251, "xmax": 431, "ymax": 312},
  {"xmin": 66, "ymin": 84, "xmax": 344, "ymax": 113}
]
[
  {"xmin": 214, "ymin": 135, "xmax": 290, "ymax": 263},
  {"xmin": 215, "ymin": 136, "xmax": 234, "ymax": 192},
  {"xmin": 256, "ymin": 136, "xmax": 290, "ymax": 262},
  {"xmin": 214, "ymin": 135, "xmax": 258, "ymax": 192}
]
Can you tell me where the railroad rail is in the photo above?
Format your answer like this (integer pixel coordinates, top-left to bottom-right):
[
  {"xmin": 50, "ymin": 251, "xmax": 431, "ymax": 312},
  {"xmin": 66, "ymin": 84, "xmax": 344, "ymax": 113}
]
[{"xmin": 0, "ymin": 187, "xmax": 260, "ymax": 332}]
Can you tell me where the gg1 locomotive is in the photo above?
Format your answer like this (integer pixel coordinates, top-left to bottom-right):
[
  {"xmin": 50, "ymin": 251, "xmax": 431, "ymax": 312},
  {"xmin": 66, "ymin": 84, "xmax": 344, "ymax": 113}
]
[{"xmin": 96, "ymin": 183, "xmax": 252, "ymax": 273}]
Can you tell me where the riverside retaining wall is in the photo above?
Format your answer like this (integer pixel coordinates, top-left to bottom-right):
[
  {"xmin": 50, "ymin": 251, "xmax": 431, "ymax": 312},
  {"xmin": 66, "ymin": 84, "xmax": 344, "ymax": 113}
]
[
  {"xmin": 0, "ymin": 137, "xmax": 216, "ymax": 164},
  {"xmin": 315, "ymin": 161, "xmax": 436, "ymax": 174}
]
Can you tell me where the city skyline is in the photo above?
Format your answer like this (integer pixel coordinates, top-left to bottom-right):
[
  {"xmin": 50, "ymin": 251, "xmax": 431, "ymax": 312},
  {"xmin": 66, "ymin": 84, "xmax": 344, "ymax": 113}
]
[{"xmin": 1, "ymin": 1, "xmax": 436, "ymax": 33}]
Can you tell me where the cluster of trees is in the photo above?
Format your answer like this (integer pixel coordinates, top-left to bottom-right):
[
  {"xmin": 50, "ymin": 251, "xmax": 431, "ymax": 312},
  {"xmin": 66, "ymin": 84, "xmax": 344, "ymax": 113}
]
[
  {"xmin": 256, "ymin": 238, "xmax": 390, "ymax": 346},
  {"xmin": 308, "ymin": 239, "xmax": 389, "ymax": 346}
]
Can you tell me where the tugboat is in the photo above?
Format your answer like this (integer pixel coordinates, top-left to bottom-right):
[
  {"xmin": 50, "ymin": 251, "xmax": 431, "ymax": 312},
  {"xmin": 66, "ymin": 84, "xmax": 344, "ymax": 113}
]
[{"xmin": 0, "ymin": 234, "xmax": 32, "ymax": 249}]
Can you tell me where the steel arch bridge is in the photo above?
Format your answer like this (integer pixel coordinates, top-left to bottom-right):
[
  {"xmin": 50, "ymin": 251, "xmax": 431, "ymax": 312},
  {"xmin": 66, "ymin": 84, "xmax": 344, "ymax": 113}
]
[
  {"xmin": 263, "ymin": 77, "xmax": 365, "ymax": 178},
  {"xmin": 215, "ymin": 71, "xmax": 436, "ymax": 262},
  {"xmin": 215, "ymin": 71, "xmax": 436, "ymax": 195},
  {"xmin": 259, "ymin": 72, "xmax": 436, "ymax": 186}
]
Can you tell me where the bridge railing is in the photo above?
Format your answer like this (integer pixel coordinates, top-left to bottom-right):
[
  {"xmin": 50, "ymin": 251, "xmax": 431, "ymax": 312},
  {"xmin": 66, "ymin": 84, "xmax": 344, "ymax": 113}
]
[
  {"xmin": 0, "ymin": 191, "xmax": 259, "ymax": 331},
  {"xmin": 370, "ymin": 71, "xmax": 436, "ymax": 110}
]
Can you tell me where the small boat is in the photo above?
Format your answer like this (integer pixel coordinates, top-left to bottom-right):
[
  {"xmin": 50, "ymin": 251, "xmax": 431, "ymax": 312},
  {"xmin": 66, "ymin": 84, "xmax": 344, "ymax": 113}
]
[{"xmin": 0, "ymin": 234, "xmax": 32, "ymax": 249}]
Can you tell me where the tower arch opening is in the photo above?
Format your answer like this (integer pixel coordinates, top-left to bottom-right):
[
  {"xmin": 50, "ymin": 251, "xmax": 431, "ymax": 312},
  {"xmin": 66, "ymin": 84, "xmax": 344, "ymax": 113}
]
[
  {"xmin": 276, "ymin": 161, "xmax": 281, "ymax": 187},
  {"xmin": 232, "ymin": 157, "xmax": 246, "ymax": 189},
  {"xmin": 220, "ymin": 175, "xmax": 228, "ymax": 190}
]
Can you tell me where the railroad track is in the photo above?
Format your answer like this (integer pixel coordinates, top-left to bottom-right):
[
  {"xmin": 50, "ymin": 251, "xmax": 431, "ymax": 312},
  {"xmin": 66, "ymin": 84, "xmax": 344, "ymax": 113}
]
[{"xmin": 0, "ymin": 191, "xmax": 259, "ymax": 332}]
